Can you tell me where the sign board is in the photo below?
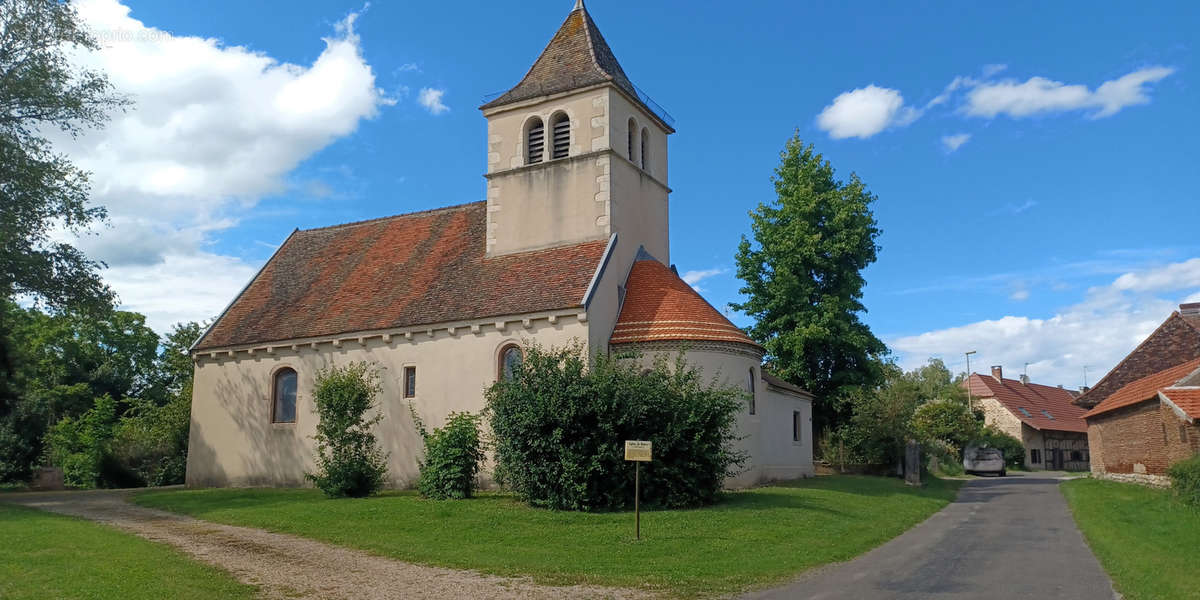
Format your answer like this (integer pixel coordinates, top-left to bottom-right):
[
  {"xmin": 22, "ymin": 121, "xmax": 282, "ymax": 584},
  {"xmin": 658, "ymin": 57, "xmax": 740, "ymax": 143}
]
[{"xmin": 624, "ymin": 440, "xmax": 652, "ymax": 462}]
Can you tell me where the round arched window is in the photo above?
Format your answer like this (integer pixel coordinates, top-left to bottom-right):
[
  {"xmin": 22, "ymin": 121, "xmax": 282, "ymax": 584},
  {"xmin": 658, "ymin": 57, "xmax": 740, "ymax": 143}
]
[
  {"xmin": 272, "ymin": 368, "xmax": 297, "ymax": 423},
  {"xmin": 499, "ymin": 345, "xmax": 523, "ymax": 381}
]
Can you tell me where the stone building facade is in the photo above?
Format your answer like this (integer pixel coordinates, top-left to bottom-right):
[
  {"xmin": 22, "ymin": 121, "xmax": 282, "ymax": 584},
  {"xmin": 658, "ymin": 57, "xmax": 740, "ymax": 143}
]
[
  {"xmin": 967, "ymin": 367, "xmax": 1089, "ymax": 470},
  {"xmin": 185, "ymin": 2, "xmax": 814, "ymax": 490}
]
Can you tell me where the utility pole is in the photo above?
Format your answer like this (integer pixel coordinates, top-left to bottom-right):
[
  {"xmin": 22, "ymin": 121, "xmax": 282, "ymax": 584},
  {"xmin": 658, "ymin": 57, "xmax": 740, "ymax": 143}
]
[{"xmin": 965, "ymin": 350, "xmax": 977, "ymax": 411}]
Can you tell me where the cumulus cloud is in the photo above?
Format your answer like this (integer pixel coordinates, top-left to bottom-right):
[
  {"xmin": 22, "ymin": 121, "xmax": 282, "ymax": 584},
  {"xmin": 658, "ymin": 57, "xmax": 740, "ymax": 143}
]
[
  {"xmin": 417, "ymin": 87, "xmax": 449, "ymax": 115},
  {"xmin": 963, "ymin": 66, "xmax": 1175, "ymax": 119},
  {"xmin": 681, "ymin": 268, "xmax": 727, "ymax": 292},
  {"xmin": 890, "ymin": 258, "xmax": 1200, "ymax": 388},
  {"xmin": 816, "ymin": 85, "xmax": 920, "ymax": 139},
  {"xmin": 941, "ymin": 133, "xmax": 971, "ymax": 152},
  {"xmin": 57, "ymin": 0, "xmax": 392, "ymax": 330}
]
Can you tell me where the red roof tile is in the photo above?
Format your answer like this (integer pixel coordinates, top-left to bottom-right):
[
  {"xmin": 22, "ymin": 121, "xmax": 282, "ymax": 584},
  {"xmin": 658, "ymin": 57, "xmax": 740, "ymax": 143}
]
[
  {"xmin": 610, "ymin": 258, "xmax": 760, "ymax": 349},
  {"xmin": 967, "ymin": 374, "xmax": 1089, "ymax": 433},
  {"xmin": 1161, "ymin": 388, "xmax": 1200, "ymax": 421},
  {"xmin": 1084, "ymin": 357, "xmax": 1200, "ymax": 419},
  {"xmin": 194, "ymin": 202, "xmax": 608, "ymax": 351}
]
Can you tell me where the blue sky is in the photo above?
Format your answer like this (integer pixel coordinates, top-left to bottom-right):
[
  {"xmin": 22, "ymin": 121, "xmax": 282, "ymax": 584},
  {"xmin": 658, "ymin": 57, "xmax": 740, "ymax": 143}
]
[{"xmin": 63, "ymin": 0, "xmax": 1199, "ymax": 388}]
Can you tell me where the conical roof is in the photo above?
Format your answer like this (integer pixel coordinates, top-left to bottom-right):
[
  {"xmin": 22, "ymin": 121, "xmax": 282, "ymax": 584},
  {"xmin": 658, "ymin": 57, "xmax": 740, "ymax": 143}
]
[
  {"xmin": 481, "ymin": 2, "xmax": 639, "ymax": 111},
  {"xmin": 610, "ymin": 253, "xmax": 762, "ymax": 350}
]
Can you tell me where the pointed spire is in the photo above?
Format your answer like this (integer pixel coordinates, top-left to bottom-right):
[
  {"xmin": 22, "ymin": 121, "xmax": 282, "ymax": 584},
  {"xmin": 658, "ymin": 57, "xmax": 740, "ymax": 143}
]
[{"xmin": 481, "ymin": 2, "xmax": 636, "ymax": 112}]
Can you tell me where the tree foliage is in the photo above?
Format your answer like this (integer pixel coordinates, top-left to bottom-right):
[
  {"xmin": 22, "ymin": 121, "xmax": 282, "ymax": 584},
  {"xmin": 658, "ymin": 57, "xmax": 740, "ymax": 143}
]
[
  {"xmin": 733, "ymin": 133, "xmax": 886, "ymax": 432},
  {"xmin": 486, "ymin": 343, "xmax": 746, "ymax": 511},
  {"xmin": 307, "ymin": 362, "xmax": 389, "ymax": 498},
  {"xmin": 0, "ymin": 0, "xmax": 128, "ymax": 311},
  {"xmin": 412, "ymin": 410, "xmax": 484, "ymax": 500}
]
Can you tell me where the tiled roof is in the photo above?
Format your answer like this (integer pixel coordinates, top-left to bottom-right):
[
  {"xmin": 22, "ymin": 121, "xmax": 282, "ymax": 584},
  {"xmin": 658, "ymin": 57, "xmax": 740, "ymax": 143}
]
[
  {"xmin": 1074, "ymin": 310, "xmax": 1200, "ymax": 408},
  {"xmin": 480, "ymin": 3, "xmax": 638, "ymax": 111},
  {"xmin": 1084, "ymin": 357, "xmax": 1200, "ymax": 420},
  {"xmin": 1161, "ymin": 388, "xmax": 1200, "ymax": 421},
  {"xmin": 762, "ymin": 372, "xmax": 813, "ymax": 398},
  {"xmin": 967, "ymin": 374, "xmax": 1088, "ymax": 433},
  {"xmin": 610, "ymin": 255, "xmax": 760, "ymax": 350},
  {"xmin": 193, "ymin": 202, "xmax": 608, "ymax": 351}
]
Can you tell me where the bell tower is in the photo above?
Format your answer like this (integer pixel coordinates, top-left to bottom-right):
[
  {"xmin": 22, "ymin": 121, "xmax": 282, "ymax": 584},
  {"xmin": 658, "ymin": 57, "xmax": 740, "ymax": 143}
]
[{"xmin": 480, "ymin": 1, "xmax": 674, "ymax": 263}]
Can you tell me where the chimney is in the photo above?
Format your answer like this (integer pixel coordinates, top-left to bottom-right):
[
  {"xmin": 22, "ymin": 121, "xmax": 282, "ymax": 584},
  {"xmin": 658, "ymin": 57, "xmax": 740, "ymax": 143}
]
[
  {"xmin": 1081, "ymin": 386, "xmax": 1091, "ymax": 394},
  {"xmin": 1019, "ymin": 374, "xmax": 1030, "ymax": 385},
  {"xmin": 1182, "ymin": 303, "xmax": 1200, "ymax": 317},
  {"xmin": 991, "ymin": 366, "xmax": 1003, "ymax": 382}
]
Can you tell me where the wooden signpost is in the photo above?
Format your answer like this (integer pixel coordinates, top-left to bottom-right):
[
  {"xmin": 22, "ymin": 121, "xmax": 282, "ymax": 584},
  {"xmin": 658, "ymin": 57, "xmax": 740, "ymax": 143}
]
[{"xmin": 624, "ymin": 440, "xmax": 651, "ymax": 540}]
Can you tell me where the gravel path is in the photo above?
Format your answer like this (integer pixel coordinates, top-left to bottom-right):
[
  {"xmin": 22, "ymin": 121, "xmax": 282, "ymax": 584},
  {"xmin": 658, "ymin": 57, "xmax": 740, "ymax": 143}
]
[{"xmin": 4, "ymin": 490, "xmax": 646, "ymax": 600}]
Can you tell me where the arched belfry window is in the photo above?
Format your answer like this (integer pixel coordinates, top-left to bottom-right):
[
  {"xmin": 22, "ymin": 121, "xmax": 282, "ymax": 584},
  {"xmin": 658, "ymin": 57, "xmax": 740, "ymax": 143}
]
[
  {"xmin": 551, "ymin": 113, "xmax": 570, "ymax": 159},
  {"xmin": 746, "ymin": 367, "xmax": 756, "ymax": 415},
  {"xmin": 627, "ymin": 118, "xmax": 637, "ymax": 162},
  {"xmin": 640, "ymin": 128, "xmax": 650, "ymax": 171},
  {"xmin": 526, "ymin": 117, "xmax": 545, "ymax": 165},
  {"xmin": 499, "ymin": 344, "xmax": 523, "ymax": 381},
  {"xmin": 272, "ymin": 368, "xmax": 297, "ymax": 423}
]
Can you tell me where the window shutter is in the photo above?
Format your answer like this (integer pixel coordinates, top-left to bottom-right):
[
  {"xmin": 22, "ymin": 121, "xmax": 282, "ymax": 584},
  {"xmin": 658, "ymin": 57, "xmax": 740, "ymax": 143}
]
[
  {"xmin": 527, "ymin": 120, "xmax": 544, "ymax": 164},
  {"xmin": 552, "ymin": 116, "xmax": 570, "ymax": 159}
]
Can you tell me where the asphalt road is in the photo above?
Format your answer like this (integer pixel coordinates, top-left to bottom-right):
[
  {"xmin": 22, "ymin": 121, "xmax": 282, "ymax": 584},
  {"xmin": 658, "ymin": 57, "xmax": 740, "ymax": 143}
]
[{"xmin": 744, "ymin": 471, "xmax": 1118, "ymax": 600}]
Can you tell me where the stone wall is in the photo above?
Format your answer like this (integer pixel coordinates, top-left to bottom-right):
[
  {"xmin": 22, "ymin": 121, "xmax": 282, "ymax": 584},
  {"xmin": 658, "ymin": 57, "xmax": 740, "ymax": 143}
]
[{"xmin": 1087, "ymin": 398, "xmax": 1200, "ymax": 481}]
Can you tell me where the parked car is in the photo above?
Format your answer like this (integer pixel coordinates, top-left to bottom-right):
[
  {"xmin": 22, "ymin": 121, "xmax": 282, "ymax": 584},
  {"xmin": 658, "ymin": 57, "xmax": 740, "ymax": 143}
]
[{"xmin": 963, "ymin": 446, "xmax": 1006, "ymax": 476}]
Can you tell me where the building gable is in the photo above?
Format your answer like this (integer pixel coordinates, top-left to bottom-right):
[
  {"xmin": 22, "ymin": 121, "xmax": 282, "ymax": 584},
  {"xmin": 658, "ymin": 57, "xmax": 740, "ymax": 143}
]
[{"xmin": 1075, "ymin": 310, "xmax": 1200, "ymax": 408}]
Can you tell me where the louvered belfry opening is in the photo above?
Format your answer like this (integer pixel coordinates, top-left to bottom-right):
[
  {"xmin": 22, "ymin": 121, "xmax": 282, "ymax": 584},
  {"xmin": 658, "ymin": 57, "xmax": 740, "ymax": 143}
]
[
  {"xmin": 627, "ymin": 118, "xmax": 636, "ymax": 160},
  {"xmin": 551, "ymin": 114, "xmax": 570, "ymax": 159},
  {"xmin": 527, "ymin": 118, "xmax": 545, "ymax": 165},
  {"xmin": 640, "ymin": 128, "xmax": 649, "ymax": 171}
]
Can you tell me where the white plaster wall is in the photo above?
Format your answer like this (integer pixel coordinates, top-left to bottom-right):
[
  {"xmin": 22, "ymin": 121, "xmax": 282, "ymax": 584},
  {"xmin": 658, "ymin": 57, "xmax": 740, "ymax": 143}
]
[
  {"xmin": 186, "ymin": 315, "xmax": 589, "ymax": 488},
  {"xmin": 757, "ymin": 388, "xmax": 814, "ymax": 482}
]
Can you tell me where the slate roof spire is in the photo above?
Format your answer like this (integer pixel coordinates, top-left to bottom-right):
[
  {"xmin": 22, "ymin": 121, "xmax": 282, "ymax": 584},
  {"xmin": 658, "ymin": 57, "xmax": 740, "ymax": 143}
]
[{"xmin": 480, "ymin": 1, "xmax": 640, "ymax": 111}]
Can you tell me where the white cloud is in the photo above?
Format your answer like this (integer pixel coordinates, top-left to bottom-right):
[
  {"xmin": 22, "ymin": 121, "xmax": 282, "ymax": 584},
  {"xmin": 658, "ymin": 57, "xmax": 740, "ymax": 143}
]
[
  {"xmin": 1112, "ymin": 257, "xmax": 1200, "ymax": 293},
  {"xmin": 890, "ymin": 258, "xmax": 1200, "ymax": 388},
  {"xmin": 417, "ymin": 87, "xmax": 449, "ymax": 115},
  {"xmin": 964, "ymin": 66, "xmax": 1174, "ymax": 119},
  {"xmin": 681, "ymin": 268, "xmax": 727, "ymax": 292},
  {"xmin": 56, "ymin": 0, "xmax": 392, "ymax": 331},
  {"xmin": 940, "ymin": 133, "xmax": 971, "ymax": 152},
  {"xmin": 816, "ymin": 85, "xmax": 920, "ymax": 139},
  {"xmin": 1010, "ymin": 289, "xmax": 1030, "ymax": 302}
]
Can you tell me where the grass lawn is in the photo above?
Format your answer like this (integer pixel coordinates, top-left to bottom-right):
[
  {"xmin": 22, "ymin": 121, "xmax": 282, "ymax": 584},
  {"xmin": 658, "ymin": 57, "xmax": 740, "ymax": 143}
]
[
  {"xmin": 1061, "ymin": 478, "xmax": 1200, "ymax": 600},
  {"xmin": 0, "ymin": 503, "xmax": 256, "ymax": 600},
  {"xmin": 136, "ymin": 475, "xmax": 960, "ymax": 597}
]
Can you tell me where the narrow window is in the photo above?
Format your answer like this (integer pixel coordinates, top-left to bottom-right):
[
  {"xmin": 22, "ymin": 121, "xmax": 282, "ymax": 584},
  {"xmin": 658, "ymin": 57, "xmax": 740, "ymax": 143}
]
[
  {"xmin": 526, "ymin": 118, "xmax": 545, "ymax": 165},
  {"xmin": 747, "ymin": 368, "xmax": 756, "ymax": 415},
  {"xmin": 404, "ymin": 366, "xmax": 416, "ymax": 398},
  {"xmin": 640, "ymin": 128, "xmax": 649, "ymax": 171},
  {"xmin": 792, "ymin": 411, "xmax": 801, "ymax": 442},
  {"xmin": 1031, "ymin": 449, "xmax": 1041, "ymax": 464},
  {"xmin": 272, "ymin": 368, "xmax": 297, "ymax": 423},
  {"xmin": 499, "ymin": 344, "xmax": 523, "ymax": 381},
  {"xmin": 551, "ymin": 113, "xmax": 570, "ymax": 159},
  {"xmin": 627, "ymin": 118, "xmax": 636, "ymax": 161}
]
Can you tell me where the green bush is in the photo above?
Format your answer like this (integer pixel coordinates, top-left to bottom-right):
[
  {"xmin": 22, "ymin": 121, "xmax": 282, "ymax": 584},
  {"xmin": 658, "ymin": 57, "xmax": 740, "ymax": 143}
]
[
  {"xmin": 1167, "ymin": 454, "xmax": 1200, "ymax": 507},
  {"xmin": 910, "ymin": 399, "xmax": 980, "ymax": 454},
  {"xmin": 306, "ymin": 363, "xmax": 389, "ymax": 498},
  {"xmin": 971, "ymin": 426, "xmax": 1026, "ymax": 469},
  {"xmin": 413, "ymin": 410, "xmax": 484, "ymax": 500},
  {"xmin": 44, "ymin": 395, "xmax": 119, "ymax": 488},
  {"xmin": 111, "ymin": 393, "xmax": 192, "ymax": 487},
  {"xmin": 486, "ymin": 343, "xmax": 746, "ymax": 511}
]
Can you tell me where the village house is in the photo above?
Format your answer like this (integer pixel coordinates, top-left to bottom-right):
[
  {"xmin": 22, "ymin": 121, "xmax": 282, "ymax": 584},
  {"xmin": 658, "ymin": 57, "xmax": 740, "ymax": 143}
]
[
  {"xmin": 1081, "ymin": 303, "xmax": 1200, "ymax": 486},
  {"xmin": 184, "ymin": 1, "xmax": 814, "ymax": 489},
  {"xmin": 966, "ymin": 367, "xmax": 1089, "ymax": 470}
]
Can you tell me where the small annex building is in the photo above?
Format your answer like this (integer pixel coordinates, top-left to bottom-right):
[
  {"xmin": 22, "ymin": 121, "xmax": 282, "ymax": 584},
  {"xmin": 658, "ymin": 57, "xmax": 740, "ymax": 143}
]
[
  {"xmin": 966, "ymin": 367, "xmax": 1089, "ymax": 470},
  {"xmin": 184, "ymin": 1, "xmax": 814, "ymax": 490},
  {"xmin": 1081, "ymin": 303, "xmax": 1200, "ymax": 486}
]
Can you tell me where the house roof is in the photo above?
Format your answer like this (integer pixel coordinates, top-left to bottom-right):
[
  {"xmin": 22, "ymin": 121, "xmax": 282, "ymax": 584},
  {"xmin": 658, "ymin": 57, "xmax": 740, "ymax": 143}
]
[
  {"xmin": 1074, "ymin": 310, "xmax": 1200, "ymax": 408},
  {"xmin": 1084, "ymin": 357, "xmax": 1200, "ymax": 420},
  {"xmin": 193, "ymin": 202, "xmax": 609, "ymax": 351},
  {"xmin": 480, "ymin": 2, "xmax": 657, "ymax": 123},
  {"xmin": 1160, "ymin": 388, "xmax": 1200, "ymax": 421},
  {"xmin": 609, "ymin": 253, "xmax": 761, "ymax": 350},
  {"xmin": 967, "ymin": 373, "xmax": 1088, "ymax": 433},
  {"xmin": 762, "ymin": 372, "xmax": 813, "ymax": 399}
]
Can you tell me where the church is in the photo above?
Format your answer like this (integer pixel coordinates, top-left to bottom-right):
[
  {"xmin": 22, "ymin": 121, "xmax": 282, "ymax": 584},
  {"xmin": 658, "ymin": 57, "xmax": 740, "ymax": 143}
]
[{"xmin": 185, "ymin": 1, "xmax": 814, "ymax": 489}]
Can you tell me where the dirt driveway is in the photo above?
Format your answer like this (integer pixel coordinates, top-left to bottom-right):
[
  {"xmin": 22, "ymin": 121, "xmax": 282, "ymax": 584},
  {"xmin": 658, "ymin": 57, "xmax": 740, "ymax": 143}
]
[{"xmin": 4, "ymin": 490, "xmax": 644, "ymax": 600}]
